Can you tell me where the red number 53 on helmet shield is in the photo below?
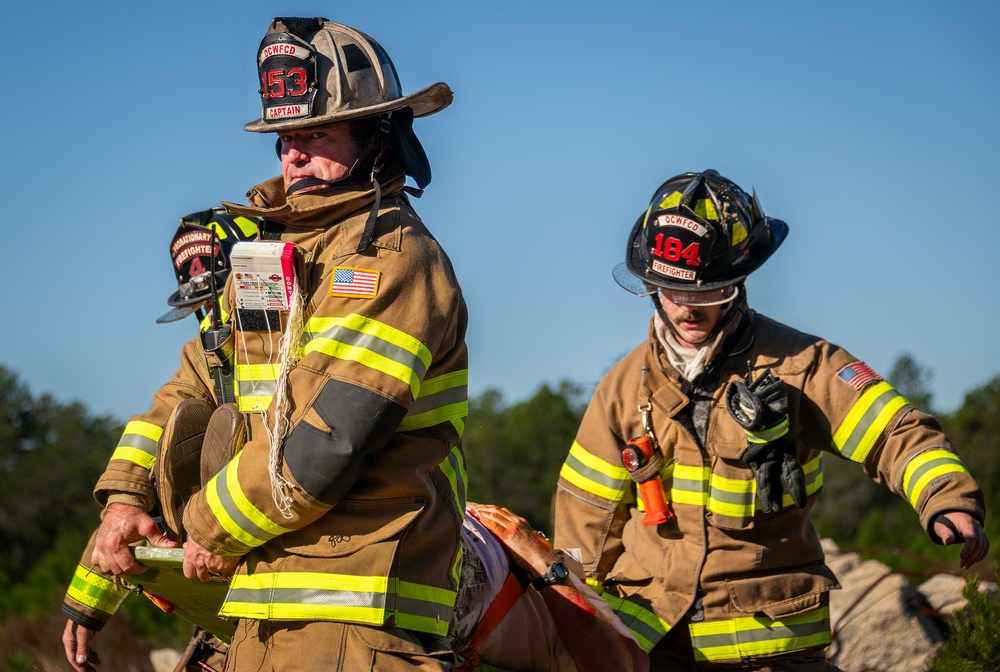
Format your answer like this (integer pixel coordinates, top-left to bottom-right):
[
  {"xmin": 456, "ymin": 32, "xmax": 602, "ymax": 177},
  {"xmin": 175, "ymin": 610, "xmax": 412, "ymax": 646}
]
[{"xmin": 257, "ymin": 32, "xmax": 318, "ymax": 122}]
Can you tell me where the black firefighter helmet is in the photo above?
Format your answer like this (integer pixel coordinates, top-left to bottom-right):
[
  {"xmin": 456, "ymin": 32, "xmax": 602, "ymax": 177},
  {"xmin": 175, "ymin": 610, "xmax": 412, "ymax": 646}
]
[
  {"xmin": 613, "ymin": 170, "xmax": 788, "ymax": 298},
  {"xmin": 156, "ymin": 208, "xmax": 260, "ymax": 323}
]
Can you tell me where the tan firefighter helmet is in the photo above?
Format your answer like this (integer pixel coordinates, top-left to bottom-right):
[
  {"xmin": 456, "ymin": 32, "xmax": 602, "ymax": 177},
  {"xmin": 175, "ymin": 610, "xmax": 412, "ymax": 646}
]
[{"xmin": 245, "ymin": 17, "xmax": 452, "ymax": 133}]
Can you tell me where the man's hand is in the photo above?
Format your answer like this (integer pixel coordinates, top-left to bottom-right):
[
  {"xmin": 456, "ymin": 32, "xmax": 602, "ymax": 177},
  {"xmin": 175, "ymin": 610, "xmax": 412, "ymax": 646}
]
[
  {"xmin": 933, "ymin": 511, "xmax": 990, "ymax": 569},
  {"xmin": 183, "ymin": 537, "xmax": 240, "ymax": 583},
  {"xmin": 467, "ymin": 503, "xmax": 554, "ymax": 578},
  {"xmin": 62, "ymin": 620, "xmax": 99, "ymax": 672},
  {"xmin": 91, "ymin": 503, "xmax": 176, "ymax": 575}
]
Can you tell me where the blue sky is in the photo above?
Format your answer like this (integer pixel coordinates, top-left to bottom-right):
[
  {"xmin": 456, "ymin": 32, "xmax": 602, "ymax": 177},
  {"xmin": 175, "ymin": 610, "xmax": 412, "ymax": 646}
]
[{"xmin": 3, "ymin": 1, "xmax": 999, "ymax": 422}]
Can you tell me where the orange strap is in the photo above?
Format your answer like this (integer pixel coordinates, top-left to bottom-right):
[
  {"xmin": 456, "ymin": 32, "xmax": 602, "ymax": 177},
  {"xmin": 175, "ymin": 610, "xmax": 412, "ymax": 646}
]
[{"xmin": 456, "ymin": 571, "xmax": 526, "ymax": 671}]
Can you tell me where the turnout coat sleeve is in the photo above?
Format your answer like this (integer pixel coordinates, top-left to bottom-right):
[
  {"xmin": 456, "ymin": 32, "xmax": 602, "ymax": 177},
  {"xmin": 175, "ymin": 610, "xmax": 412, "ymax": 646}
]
[
  {"xmin": 93, "ymin": 338, "xmax": 216, "ymax": 510},
  {"xmin": 554, "ymin": 310, "xmax": 985, "ymax": 657},
  {"xmin": 761, "ymin": 315, "xmax": 986, "ymax": 534},
  {"xmin": 182, "ymin": 176, "xmax": 469, "ymax": 559}
]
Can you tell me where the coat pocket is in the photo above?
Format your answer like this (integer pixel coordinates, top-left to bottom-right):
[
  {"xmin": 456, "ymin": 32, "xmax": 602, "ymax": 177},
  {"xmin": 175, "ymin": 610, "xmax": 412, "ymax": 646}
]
[
  {"xmin": 726, "ymin": 563, "xmax": 840, "ymax": 619},
  {"xmin": 281, "ymin": 496, "xmax": 426, "ymax": 558}
]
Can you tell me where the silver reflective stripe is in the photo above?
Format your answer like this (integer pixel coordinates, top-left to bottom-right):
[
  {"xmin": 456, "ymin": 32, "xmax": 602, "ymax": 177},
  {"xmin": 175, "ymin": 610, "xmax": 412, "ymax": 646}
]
[
  {"xmin": 212, "ymin": 464, "xmax": 275, "ymax": 544},
  {"xmin": 407, "ymin": 384, "xmax": 467, "ymax": 417},
  {"xmin": 226, "ymin": 586, "xmax": 388, "ymax": 610},
  {"xmin": 307, "ymin": 323, "xmax": 429, "ymax": 383},
  {"xmin": 564, "ymin": 451, "xmax": 628, "ymax": 493}
]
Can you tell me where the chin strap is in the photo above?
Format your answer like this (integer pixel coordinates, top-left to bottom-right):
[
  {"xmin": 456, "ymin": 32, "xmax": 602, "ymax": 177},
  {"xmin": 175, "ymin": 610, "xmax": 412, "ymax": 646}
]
[{"xmin": 281, "ymin": 116, "xmax": 392, "ymax": 254}]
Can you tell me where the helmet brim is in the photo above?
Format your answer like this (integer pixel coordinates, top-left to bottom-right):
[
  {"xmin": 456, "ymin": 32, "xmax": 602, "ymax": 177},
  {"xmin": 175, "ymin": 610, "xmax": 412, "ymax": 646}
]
[
  {"xmin": 156, "ymin": 304, "xmax": 199, "ymax": 324},
  {"xmin": 617, "ymin": 214, "xmax": 788, "ymax": 295},
  {"xmin": 243, "ymin": 82, "xmax": 453, "ymax": 133}
]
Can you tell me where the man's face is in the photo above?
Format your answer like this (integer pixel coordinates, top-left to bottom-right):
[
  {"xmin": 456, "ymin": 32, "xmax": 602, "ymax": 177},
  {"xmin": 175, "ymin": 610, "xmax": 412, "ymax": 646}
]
[
  {"xmin": 658, "ymin": 290, "xmax": 728, "ymax": 348},
  {"xmin": 278, "ymin": 122, "xmax": 363, "ymax": 193}
]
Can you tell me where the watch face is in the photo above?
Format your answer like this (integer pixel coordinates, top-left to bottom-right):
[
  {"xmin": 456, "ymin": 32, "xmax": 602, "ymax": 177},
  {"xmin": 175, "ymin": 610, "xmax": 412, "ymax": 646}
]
[{"xmin": 551, "ymin": 561, "xmax": 569, "ymax": 583}]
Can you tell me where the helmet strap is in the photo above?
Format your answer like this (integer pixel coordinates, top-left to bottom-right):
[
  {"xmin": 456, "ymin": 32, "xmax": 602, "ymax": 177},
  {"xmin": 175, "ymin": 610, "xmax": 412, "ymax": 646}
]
[{"xmin": 355, "ymin": 114, "xmax": 392, "ymax": 253}]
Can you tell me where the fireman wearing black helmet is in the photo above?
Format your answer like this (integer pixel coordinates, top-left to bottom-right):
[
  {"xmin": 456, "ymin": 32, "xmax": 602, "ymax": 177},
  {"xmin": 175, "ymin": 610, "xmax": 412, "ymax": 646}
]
[
  {"xmin": 555, "ymin": 170, "xmax": 988, "ymax": 671},
  {"xmin": 89, "ymin": 18, "xmax": 468, "ymax": 671}
]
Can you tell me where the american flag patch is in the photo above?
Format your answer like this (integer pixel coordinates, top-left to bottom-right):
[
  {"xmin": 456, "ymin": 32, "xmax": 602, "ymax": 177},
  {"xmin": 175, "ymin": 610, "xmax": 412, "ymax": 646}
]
[
  {"xmin": 330, "ymin": 266, "xmax": 380, "ymax": 298},
  {"xmin": 837, "ymin": 361, "xmax": 883, "ymax": 390}
]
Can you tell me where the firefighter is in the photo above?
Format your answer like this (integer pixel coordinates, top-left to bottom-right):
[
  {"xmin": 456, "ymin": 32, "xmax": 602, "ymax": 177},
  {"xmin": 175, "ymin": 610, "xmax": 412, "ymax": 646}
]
[
  {"xmin": 61, "ymin": 208, "xmax": 259, "ymax": 672},
  {"xmin": 88, "ymin": 17, "xmax": 468, "ymax": 671},
  {"xmin": 553, "ymin": 170, "xmax": 989, "ymax": 671}
]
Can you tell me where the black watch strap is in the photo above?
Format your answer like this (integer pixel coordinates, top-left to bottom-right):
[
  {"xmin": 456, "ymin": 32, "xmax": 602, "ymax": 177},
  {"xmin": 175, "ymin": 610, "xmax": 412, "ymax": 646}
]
[{"xmin": 530, "ymin": 560, "xmax": 569, "ymax": 590}]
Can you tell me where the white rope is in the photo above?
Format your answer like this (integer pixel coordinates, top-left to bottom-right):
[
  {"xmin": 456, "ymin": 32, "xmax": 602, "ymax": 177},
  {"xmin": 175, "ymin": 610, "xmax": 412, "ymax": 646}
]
[{"xmin": 261, "ymin": 275, "xmax": 306, "ymax": 519}]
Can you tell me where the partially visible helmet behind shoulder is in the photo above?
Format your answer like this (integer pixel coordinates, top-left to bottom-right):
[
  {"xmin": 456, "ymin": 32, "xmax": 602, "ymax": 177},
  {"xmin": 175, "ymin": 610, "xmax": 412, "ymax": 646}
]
[
  {"xmin": 245, "ymin": 17, "xmax": 452, "ymax": 189},
  {"xmin": 156, "ymin": 208, "xmax": 261, "ymax": 324},
  {"xmin": 613, "ymin": 169, "xmax": 789, "ymax": 296}
]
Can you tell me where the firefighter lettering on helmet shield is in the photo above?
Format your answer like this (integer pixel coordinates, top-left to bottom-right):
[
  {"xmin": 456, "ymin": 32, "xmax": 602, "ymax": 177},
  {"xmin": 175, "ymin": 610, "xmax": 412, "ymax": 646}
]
[
  {"xmin": 88, "ymin": 18, "xmax": 470, "ymax": 670},
  {"xmin": 553, "ymin": 170, "xmax": 989, "ymax": 671}
]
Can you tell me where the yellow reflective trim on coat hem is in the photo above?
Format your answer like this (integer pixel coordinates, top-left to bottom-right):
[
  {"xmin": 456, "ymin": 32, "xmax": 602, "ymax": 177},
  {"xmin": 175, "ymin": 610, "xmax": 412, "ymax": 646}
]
[{"xmin": 689, "ymin": 606, "xmax": 831, "ymax": 662}]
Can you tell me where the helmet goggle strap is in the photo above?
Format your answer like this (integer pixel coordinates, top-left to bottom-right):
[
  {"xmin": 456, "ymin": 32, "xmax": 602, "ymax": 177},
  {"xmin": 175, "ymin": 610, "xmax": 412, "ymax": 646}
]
[{"xmin": 657, "ymin": 284, "xmax": 739, "ymax": 307}]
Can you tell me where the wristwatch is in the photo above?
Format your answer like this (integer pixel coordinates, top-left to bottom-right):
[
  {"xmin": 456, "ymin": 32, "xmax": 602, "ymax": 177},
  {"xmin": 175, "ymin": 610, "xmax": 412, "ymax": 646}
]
[{"xmin": 530, "ymin": 560, "xmax": 570, "ymax": 589}]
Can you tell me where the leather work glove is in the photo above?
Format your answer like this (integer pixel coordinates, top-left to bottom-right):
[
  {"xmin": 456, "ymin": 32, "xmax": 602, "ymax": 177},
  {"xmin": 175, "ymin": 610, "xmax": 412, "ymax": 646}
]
[{"xmin": 725, "ymin": 368, "xmax": 807, "ymax": 514}]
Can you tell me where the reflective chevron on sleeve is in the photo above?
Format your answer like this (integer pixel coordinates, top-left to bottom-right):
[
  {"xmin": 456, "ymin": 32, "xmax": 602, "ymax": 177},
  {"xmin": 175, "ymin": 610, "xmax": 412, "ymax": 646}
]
[
  {"xmin": 110, "ymin": 421, "xmax": 163, "ymax": 469},
  {"xmin": 304, "ymin": 315, "xmax": 433, "ymax": 399},
  {"xmin": 832, "ymin": 381, "xmax": 909, "ymax": 463},
  {"xmin": 204, "ymin": 452, "xmax": 294, "ymax": 552},
  {"xmin": 902, "ymin": 449, "xmax": 971, "ymax": 508}
]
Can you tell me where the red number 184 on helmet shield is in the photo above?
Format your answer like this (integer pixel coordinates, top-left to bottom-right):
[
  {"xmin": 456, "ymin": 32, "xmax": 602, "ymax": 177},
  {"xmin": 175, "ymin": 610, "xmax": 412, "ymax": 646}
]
[{"xmin": 613, "ymin": 170, "xmax": 789, "ymax": 298}]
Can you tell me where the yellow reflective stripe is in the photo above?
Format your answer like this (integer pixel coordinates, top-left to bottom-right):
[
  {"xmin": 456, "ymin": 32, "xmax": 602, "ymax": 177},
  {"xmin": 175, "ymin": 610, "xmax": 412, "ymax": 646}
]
[
  {"xmin": 305, "ymin": 315, "xmax": 432, "ymax": 398},
  {"xmin": 230, "ymin": 216, "xmax": 260, "ymax": 238},
  {"xmin": 902, "ymin": 449, "xmax": 970, "ymax": 508},
  {"xmin": 689, "ymin": 606, "xmax": 830, "ymax": 662},
  {"xmin": 781, "ymin": 452, "xmax": 823, "ymax": 509},
  {"xmin": 204, "ymin": 452, "xmax": 293, "ymax": 551},
  {"xmin": 559, "ymin": 441, "xmax": 629, "ymax": 502},
  {"xmin": 439, "ymin": 446, "xmax": 468, "ymax": 521},
  {"xmin": 746, "ymin": 417, "xmax": 789, "ymax": 444},
  {"xmin": 235, "ymin": 363, "xmax": 279, "ymax": 413},
  {"xmin": 693, "ymin": 198, "xmax": 718, "ymax": 221},
  {"xmin": 600, "ymin": 591, "xmax": 670, "ymax": 653},
  {"xmin": 833, "ymin": 382, "xmax": 908, "ymax": 462},
  {"xmin": 110, "ymin": 421, "xmax": 163, "ymax": 469},
  {"xmin": 391, "ymin": 579, "xmax": 456, "ymax": 636},
  {"xmin": 450, "ymin": 417, "xmax": 466, "ymax": 437},
  {"xmin": 662, "ymin": 454, "xmax": 824, "ymax": 518},
  {"xmin": 66, "ymin": 564, "xmax": 128, "ymax": 615},
  {"xmin": 658, "ymin": 191, "xmax": 682, "ymax": 210},
  {"xmin": 670, "ymin": 464, "xmax": 710, "ymax": 506},
  {"xmin": 221, "ymin": 572, "xmax": 455, "ymax": 635},
  {"xmin": 200, "ymin": 306, "xmax": 232, "ymax": 333},
  {"xmin": 451, "ymin": 543, "xmax": 464, "ymax": 594},
  {"xmin": 708, "ymin": 472, "xmax": 756, "ymax": 518},
  {"xmin": 397, "ymin": 369, "xmax": 468, "ymax": 432},
  {"xmin": 223, "ymin": 571, "xmax": 389, "ymax": 622}
]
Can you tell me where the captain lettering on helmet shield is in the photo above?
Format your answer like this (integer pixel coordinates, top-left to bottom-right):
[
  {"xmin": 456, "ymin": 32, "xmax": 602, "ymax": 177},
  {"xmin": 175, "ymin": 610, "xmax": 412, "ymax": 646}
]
[
  {"xmin": 553, "ymin": 170, "xmax": 989, "ymax": 672},
  {"xmin": 88, "ymin": 17, "xmax": 470, "ymax": 670}
]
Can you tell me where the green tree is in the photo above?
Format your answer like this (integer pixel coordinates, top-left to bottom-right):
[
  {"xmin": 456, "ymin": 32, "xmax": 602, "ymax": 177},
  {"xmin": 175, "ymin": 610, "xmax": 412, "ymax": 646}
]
[
  {"xmin": 888, "ymin": 351, "xmax": 934, "ymax": 413},
  {"xmin": 0, "ymin": 366, "xmax": 121, "ymax": 587},
  {"xmin": 464, "ymin": 381, "xmax": 587, "ymax": 534}
]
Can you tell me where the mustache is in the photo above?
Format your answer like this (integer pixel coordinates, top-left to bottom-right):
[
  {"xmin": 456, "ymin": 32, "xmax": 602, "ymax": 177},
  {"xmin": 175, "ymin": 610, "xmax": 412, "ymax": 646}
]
[{"xmin": 677, "ymin": 309, "xmax": 706, "ymax": 322}]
